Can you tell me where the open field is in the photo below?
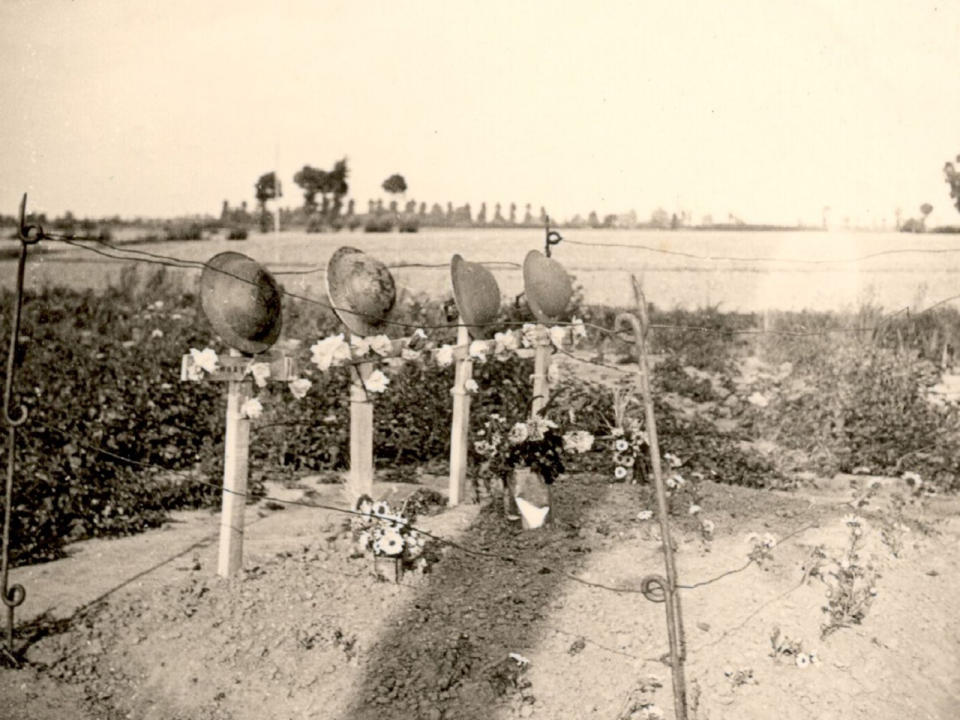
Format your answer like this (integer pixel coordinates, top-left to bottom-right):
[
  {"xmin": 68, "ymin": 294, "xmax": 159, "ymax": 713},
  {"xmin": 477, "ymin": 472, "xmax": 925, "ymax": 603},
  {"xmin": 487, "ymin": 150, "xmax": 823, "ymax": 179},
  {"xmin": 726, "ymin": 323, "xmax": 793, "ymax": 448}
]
[{"xmin": 6, "ymin": 228, "xmax": 960, "ymax": 312}]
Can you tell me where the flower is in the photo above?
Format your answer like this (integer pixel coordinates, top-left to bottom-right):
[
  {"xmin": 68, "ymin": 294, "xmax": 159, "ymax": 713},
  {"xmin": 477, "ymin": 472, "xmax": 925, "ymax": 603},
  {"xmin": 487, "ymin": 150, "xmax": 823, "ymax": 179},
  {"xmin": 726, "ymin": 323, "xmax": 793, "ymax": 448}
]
[
  {"xmin": 375, "ymin": 528, "xmax": 404, "ymax": 556},
  {"xmin": 902, "ymin": 471, "xmax": 922, "ymax": 488},
  {"xmin": 289, "ymin": 377, "xmax": 312, "ymax": 399},
  {"xmin": 249, "ymin": 362, "xmax": 271, "ymax": 388},
  {"xmin": 614, "ymin": 466, "xmax": 628, "ymax": 480},
  {"xmin": 350, "ymin": 335, "xmax": 372, "ymax": 356},
  {"xmin": 549, "ymin": 325, "xmax": 568, "ymax": 349},
  {"xmin": 474, "ymin": 440, "xmax": 495, "ymax": 456},
  {"xmin": 311, "ymin": 334, "xmax": 351, "ymax": 371},
  {"xmin": 701, "ymin": 519, "xmax": 715, "ymax": 535},
  {"xmin": 407, "ymin": 328, "xmax": 428, "ymax": 350},
  {"xmin": 508, "ymin": 423, "xmax": 529, "ymax": 445},
  {"xmin": 190, "ymin": 347, "xmax": 219, "ymax": 374},
  {"xmin": 369, "ymin": 335, "xmax": 393, "ymax": 357},
  {"xmin": 664, "ymin": 453, "xmax": 683, "ymax": 469},
  {"xmin": 465, "ymin": 379, "xmax": 479, "ymax": 393},
  {"xmin": 365, "ymin": 369, "xmax": 390, "ymax": 393},
  {"xmin": 520, "ymin": 323, "xmax": 538, "ymax": 347},
  {"xmin": 240, "ymin": 397, "xmax": 263, "ymax": 420},
  {"xmin": 494, "ymin": 330, "xmax": 520, "ymax": 357},
  {"xmin": 435, "ymin": 344, "xmax": 455, "ymax": 367},
  {"xmin": 637, "ymin": 509, "xmax": 653, "ymax": 521},
  {"xmin": 842, "ymin": 514, "xmax": 863, "ymax": 527},
  {"xmin": 688, "ymin": 504, "xmax": 702, "ymax": 516},
  {"xmin": 761, "ymin": 533, "xmax": 777, "ymax": 548},
  {"xmin": 469, "ymin": 340, "xmax": 491, "ymax": 362},
  {"xmin": 372, "ymin": 501, "xmax": 390, "ymax": 517},
  {"xmin": 615, "ymin": 439, "xmax": 630, "ymax": 452},
  {"xmin": 808, "ymin": 651, "xmax": 818, "ymax": 664},
  {"xmin": 150, "ymin": 328, "xmax": 164, "ymax": 339},
  {"xmin": 611, "ymin": 427, "xmax": 624, "ymax": 437},
  {"xmin": 562, "ymin": 430, "xmax": 594, "ymax": 454},
  {"xmin": 357, "ymin": 497, "xmax": 374, "ymax": 515},
  {"xmin": 621, "ymin": 455, "xmax": 635, "ymax": 468},
  {"xmin": 356, "ymin": 531, "xmax": 372, "ymax": 551},
  {"xmin": 747, "ymin": 392, "xmax": 770, "ymax": 408},
  {"xmin": 401, "ymin": 348, "xmax": 422, "ymax": 361},
  {"xmin": 795, "ymin": 654, "xmax": 809, "ymax": 668}
]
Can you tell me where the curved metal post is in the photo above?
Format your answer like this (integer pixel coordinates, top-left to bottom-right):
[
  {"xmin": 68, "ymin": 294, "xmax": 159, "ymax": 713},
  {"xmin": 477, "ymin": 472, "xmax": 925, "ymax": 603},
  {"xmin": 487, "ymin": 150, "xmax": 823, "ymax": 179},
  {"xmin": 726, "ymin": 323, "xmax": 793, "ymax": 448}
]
[
  {"xmin": 616, "ymin": 295, "xmax": 688, "ymax": 720},
  {"xmin": 1, "ymin": 194, "xmax": 41, "ymax": 664}
]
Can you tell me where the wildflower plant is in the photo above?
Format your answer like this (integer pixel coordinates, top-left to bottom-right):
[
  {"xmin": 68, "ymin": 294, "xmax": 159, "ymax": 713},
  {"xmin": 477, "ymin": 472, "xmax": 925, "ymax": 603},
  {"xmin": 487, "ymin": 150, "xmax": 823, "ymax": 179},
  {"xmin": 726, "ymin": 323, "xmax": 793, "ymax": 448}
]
[
  {"xmin": 769, "ymin": 626, "xmax": 818, "ymax": 667},
  {"xmin": 820, "ymin": 515, "xmax": 880, "ymax": 638}
]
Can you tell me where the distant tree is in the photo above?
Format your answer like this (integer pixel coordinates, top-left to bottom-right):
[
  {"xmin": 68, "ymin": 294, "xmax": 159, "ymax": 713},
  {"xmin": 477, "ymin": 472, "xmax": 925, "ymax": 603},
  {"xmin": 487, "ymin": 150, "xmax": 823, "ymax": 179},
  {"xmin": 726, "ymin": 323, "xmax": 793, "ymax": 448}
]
[
  {"xmin": 602, "ymin": 214, "xmax": 617, "ymax": 228},
  {"xmin": 446, "ymin": 202, "xmax": 454, "ymax": 223},
  {"xmin": 539, "ymin": 206, "xmax": 547, "ymax": 224},
  {"xmin": 523, "ymin": 203, "xmax": 533, "ymax": 225},
  {"xmin": 509, "ymin": 203, "xmax": 517, "ymax": 225},
  {"xmin": 895, "ymin": 207, "xmax": 903, "ymax": 230},
  {"xmin": 254, "ymin": 171, "xmax": 281, "ymax": 232},
  {"xmin": 346, "ymin": 199, "xmax": 355, "ymax": 216},
  {"xmin": 701, "ymin": 214, "xmax": 713, "ymax": 226},
  {"xmin": 493, "ymin": 203, "xmax": 505, "ymax": 225},
  {"xmin": 293, "ymin": 165, "xmax": 327, "ymax": 213},
  {"xmin": 588, "ymin": 211, "xmax": 600, "ymax": 228},
  {"xmin": 382, "ymin": 173, "xmax": 408, "ymax": 196},
  {"xmin": 405, "ymin": 200, "xmax": 417, "ymax": 214},
  {"xmin": 389, "ymin": 200, "xmax": 398, "ymax": 214},
  {"xmin": 418, "ymin": 202, "xmax": 427, "ymax": 217},
  {"xmin": 944, "ymin": 155, "xmax": 960, "ymax": 213},
  {"xmin": 921, "ymin": 203, "xmax": 933, "ymax": 225},
  {"xmin": 650, "ymin": 207, "xmax": 669, "ymax": 228},
  {"xmin": 324, "ymin": 158, "xmax": 350, "ymax": 220},
  {"xmin": 368, "ymin": 199, "xmax": 376, "ymax": 215},
  {"xmin": 221, "ymin": 200, "xmax": 230, "ymax": 222},
  {"xmin": 477, "ymin": 203, "xmax": 487, "ymax": 225},
  {"xmin": 464, "ymin": 203, "xmax": 473, "ymax": 224}
]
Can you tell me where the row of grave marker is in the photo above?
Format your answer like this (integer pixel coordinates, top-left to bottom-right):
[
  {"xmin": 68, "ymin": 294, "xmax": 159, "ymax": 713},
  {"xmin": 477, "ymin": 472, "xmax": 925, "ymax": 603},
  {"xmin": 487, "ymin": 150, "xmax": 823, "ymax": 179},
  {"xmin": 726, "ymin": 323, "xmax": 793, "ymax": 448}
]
[{"xmin": 185, "ymin": 246, "xmax": 573, "ymax": 578}]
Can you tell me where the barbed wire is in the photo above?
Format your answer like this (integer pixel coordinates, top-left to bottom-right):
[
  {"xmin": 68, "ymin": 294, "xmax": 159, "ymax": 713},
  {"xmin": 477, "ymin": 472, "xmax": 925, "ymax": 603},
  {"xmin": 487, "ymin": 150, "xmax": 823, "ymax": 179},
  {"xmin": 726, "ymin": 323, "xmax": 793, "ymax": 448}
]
[
  {"xmin": 560, "ymin": 236, "xmax": 960, "ymax": 265},
  {"xmin": 26, "ymin": 418, "xmax": 827, "ymax": 600},
  {"xmin": 34, "ymin": 233, "xmax": 960, "ymax": 346}
]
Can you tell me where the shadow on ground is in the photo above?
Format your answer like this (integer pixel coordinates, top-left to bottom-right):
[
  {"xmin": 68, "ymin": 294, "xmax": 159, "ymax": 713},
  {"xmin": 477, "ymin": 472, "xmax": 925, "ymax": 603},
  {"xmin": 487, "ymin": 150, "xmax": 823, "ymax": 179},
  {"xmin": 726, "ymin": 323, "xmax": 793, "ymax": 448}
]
[{"xmin": 339, "ymin": 476, "xmax": 619, "ymax": 720}]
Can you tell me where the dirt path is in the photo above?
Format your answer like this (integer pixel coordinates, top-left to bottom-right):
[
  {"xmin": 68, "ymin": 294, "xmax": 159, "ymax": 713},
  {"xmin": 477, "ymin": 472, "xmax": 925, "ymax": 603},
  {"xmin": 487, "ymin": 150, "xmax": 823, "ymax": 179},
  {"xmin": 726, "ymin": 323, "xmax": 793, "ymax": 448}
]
[{"xmin": 2, "ymin": 475, "xmax": 959, "ymax": 720}]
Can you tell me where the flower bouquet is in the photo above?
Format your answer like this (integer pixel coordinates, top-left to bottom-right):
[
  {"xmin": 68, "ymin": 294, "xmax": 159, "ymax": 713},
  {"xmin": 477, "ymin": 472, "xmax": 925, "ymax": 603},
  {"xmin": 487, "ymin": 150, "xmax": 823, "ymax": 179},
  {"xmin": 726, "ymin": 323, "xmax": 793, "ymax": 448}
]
[
  {"xmin": 349, "ymin": 495, "xmax": 431, "ymax": 580},
  {"xmin": 474, "ymin": 408, "xmax": 594, "ymax": 528}
]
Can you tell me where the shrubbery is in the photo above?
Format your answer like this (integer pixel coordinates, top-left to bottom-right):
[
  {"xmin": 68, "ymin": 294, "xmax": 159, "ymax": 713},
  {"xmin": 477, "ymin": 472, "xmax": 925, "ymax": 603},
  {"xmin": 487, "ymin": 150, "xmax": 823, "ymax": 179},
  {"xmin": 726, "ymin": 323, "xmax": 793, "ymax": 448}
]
[{"xmin": 2, "ymin": 266, "xmax": 958, "ymax": 567}]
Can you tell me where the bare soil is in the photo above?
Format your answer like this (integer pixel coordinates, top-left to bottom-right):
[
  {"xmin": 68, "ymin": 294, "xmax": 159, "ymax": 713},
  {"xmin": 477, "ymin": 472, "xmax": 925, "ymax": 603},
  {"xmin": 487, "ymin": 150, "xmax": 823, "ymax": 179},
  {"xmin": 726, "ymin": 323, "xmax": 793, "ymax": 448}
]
[{"xmin": 2, "ymin": 470, "xmax": 959, "ymax": 720}]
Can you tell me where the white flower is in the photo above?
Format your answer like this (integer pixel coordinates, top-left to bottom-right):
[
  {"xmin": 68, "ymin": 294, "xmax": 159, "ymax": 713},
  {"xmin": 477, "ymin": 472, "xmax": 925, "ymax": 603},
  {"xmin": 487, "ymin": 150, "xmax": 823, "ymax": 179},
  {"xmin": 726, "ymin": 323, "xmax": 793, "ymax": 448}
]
[
  {"xmin": 614, "ymin": 466, "xmax": 628, "ymax": 480},
  {"xmin": 474, "ymin": 440, "xmax": 495, "ymax": 456},
  {"xmin": 369, "ymin": 335, "xmax": 393, "ymax": 357},
  {"xmin": 621, "ymin": 454, "xmax": 635, "ymax": 467},
  {"xmin": 365, "ymin": 369, "xmax": 390, "ymax": 393},
  {"xmin": 494, "ymin": 330, "xmax": 520, "ymax": 357},
  {"xmin": 171, "ymin": 313, "xmax": 183, "ymax": 320},
  {"xmin": 549, "ymin": 325, "xmax": 568, "ymax": 349},
  {"xmin": 664, "ymin": 453, "xmax": 683, "ymax": 469},
  {"xmin": 796, "ymin": 654, "xmax": 809, "ymax": 668},
  {"xmin": 688, "ymin": 504, "xmax": 702, "ymax": 516},
  {"xmin": 615, "ymin": 439, "xmax": 630, "ymax": 452},
  {"xmin": 401, "ymin": 348, "xmax": 422, "ymax": 361},
  {"xmin": 190, "ymin": 347, "xmax": 219, "ymax": 374},
  {"xmin": 372, "ymin": 501, "xmax": 390, "ymax": 517},
  {"xmin": 151, "ymin": 300, "xmax": 165, "ymax": 310},
  {"xmin": 761, "ymin": 533, "xmax": 777, "ymax": 548},
  {"xmin": 570, "ymin": 317, "xmax": 587, "ymax": 343},
  {"xmin": 240, "ymin": 397, "xmax": 263, "ymax": 420},
  {"xmin": 469, "ymin": 340, "xmax": 491, "ymax": 362},
  {"xmin": 508, "ymin": 653, "xmax": 530, "ymax": 666},
  {"xmin": 637, "ymin": 509, "xmax": 653, "ymax": 521},
  {"xmin": 508, "ymin": 423, "xmax": 529, "ymax": 444},
  {"xmin": 310, "ymin": 334, "xmax": 351, "ymax": 371},
  {"xmin": 350, "ymin": 335, "xmax": 372, "ymax": 356},
  {"xmin": 747, "ymin": 392, "xmax": 770, "ymax": 408},
  {"xmin": 289, "ymin": 377, "xmax": 312, "ymax": 399},
  {"xmin": 842, "ymin": 513, "xmax": 863, "ymax": 527},
  {"xmin": 527, "ymin": 416, "xmax": 557, "ymax": 441},
  {"xmin": 249, "ymin": 362, "xmax": 271, "ymax": 388},
  {"xmin": 465, "ymin": 379, "xmax": 479, "ymax": 393},
  {"xmin": 611, "ymin": 427, "xmax": 625, "ymax": 437},
  {"xmin": 375, "ymin": 528, "xmax": 404, "ymax": 556},
  {"xmin": 701, "ymin": 519, "xmax": 715, "ymax": 535},
  {"xmin": 150, "ymin": 328, "xmax": 164, "ymax": 339},
  {"xmin": 902, "ymin": 471, "xmax": 922, "ymax": 488},
  {"xmin": 562, "ymin": 430, "xmax": 594, "ymax": 454},
  {"xmin": 185, "ymin": 363, "xmax": 203, "ymax": 382},
  {"xmin": 435, "ymin": 344, "xmax": 455, "ymax": 367}
]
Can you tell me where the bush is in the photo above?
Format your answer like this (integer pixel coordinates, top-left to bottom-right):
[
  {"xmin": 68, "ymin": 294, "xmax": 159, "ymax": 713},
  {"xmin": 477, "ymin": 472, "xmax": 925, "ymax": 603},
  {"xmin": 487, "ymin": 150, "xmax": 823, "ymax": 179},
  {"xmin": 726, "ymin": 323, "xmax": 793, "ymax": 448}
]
[
  {"xmin": 226, "ymin": 227, "xmax": 248, "ymax": 240},
  {"xmin": 363, "ymin": 216, "xmax": 394, "ymax": 233},
  {"xmin": 163, "ymin": 222, "xmax": 203, "ymax": 241}
]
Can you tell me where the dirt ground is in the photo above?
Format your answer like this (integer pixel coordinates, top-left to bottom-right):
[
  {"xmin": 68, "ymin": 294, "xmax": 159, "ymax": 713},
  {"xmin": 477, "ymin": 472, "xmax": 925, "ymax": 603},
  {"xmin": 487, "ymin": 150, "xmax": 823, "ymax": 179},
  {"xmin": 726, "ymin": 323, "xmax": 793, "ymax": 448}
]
[{"xmin": 2, "ymin": 469, "xmax": 958, "ymax": 720}]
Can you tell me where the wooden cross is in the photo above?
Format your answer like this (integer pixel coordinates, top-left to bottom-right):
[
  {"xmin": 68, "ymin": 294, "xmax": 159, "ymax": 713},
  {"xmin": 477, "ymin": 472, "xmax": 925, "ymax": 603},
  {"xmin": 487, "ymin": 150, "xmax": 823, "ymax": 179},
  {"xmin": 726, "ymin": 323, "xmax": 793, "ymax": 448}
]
[{"xmin": 180, "ymin": 350, "xmax": 297, "ymax": 577}]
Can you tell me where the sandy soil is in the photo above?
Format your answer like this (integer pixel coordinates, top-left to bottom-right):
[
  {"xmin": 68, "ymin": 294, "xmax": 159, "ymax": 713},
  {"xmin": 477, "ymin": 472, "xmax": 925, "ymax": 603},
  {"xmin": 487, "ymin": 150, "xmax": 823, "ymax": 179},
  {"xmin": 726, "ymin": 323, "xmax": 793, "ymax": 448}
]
[{"xmin": 2, "ymin": 470, "xmax": 958, "ymax": 720}]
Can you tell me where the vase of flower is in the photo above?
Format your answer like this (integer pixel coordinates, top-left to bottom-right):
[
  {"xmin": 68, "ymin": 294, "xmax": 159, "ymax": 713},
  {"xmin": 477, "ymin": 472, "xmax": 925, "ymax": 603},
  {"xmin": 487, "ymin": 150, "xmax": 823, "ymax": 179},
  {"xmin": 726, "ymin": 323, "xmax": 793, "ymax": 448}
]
[{"xmin": 513, "ymin": 465, "xmax": 553, "ymax": 529}]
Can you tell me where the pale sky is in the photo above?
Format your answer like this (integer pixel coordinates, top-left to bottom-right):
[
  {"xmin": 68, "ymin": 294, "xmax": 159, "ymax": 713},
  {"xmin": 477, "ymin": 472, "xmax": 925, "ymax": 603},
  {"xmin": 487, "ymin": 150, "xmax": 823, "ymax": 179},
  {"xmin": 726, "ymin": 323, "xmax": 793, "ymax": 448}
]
[{"xmin": 2, "ymin": 0, "xmax": 959, "ymax": 226}]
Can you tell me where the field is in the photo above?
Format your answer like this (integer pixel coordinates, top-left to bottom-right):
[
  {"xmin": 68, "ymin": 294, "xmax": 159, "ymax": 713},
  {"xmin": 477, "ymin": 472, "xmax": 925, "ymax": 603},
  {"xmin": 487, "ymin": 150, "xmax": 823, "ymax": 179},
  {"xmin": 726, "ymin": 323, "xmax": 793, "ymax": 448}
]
[
  {"xmin": 1, "ymin": 237, "xmax": 960, "ymax": 719},
  {"xmin": 7, "ymin": 227, "xmax": 960, "ymax": 312}
]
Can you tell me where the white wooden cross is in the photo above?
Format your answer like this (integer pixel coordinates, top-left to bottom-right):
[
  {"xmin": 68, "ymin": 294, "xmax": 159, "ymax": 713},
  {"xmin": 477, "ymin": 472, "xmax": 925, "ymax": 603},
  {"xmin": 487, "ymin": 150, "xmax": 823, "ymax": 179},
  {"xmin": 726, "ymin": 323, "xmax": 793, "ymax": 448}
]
[{"xmin": 180, "ymin": 350, "xmax": 296, "ymax": 577}]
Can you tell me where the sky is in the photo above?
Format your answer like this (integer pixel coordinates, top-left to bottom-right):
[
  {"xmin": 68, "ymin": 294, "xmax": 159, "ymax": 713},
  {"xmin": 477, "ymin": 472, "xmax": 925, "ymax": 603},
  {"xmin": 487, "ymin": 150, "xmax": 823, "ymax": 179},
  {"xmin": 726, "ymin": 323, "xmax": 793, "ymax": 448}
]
[{"xmin": 1, "ymin": 0, "xmax": 959, "ymax": 227}]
